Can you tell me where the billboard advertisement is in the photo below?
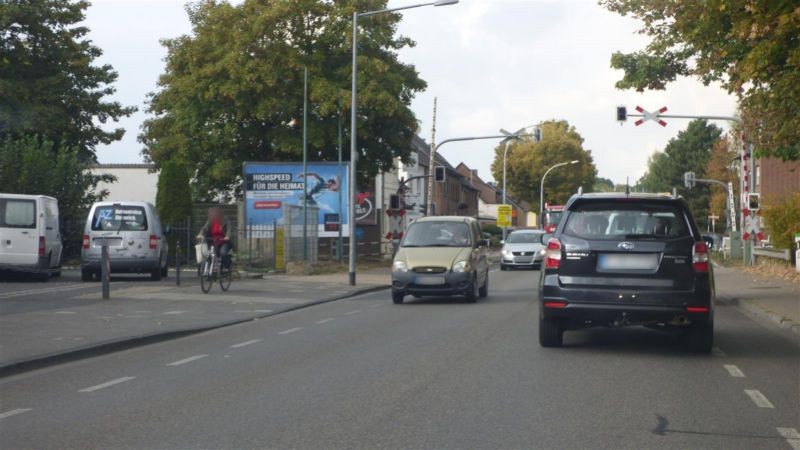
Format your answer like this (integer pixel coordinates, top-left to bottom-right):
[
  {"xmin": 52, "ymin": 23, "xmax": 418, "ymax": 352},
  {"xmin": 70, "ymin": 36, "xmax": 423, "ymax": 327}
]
[{"xmin": 243, "ymin": 162, "xmax": 350, "ymax": 237}]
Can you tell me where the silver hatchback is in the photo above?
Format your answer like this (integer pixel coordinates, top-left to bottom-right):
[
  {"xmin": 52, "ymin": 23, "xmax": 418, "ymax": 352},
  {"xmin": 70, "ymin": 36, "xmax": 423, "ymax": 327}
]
[{"xmin": 500, "ymin": 229, "xmax": 545, "ymax": 270}]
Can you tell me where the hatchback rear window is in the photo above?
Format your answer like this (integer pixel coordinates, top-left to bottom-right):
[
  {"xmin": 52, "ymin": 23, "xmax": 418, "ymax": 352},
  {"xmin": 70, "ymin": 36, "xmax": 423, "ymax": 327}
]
[
  {"xmin": 402, "ymin": 221, "xmax": 472, "ymax": 247},
  {"xmin": 563, "ymin": 202, "xmax": 689, "ymax": 240},
  {"xmin": 91, "ymin": 205, "xmax": 148, "ymax": 231},
  {"xmin": 0, "ymin": 199, "xmax": 36, "ymax": 229}
]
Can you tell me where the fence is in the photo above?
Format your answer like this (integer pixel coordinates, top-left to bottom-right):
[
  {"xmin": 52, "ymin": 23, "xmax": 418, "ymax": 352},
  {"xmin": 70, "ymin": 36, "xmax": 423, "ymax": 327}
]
[{"xmin": 282, "ymin": 204, "xmax": 319, "ymax": 266}]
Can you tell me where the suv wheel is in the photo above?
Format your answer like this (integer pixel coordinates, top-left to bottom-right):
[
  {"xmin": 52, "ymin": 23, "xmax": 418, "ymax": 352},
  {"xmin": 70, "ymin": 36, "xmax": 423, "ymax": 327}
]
[
  {"xmin": 687, "ymin": 319, "xmax": 713, "ymax": 353},
  {"xmin": 478, "ymin": 271, "xmax": 488, "ymax": 298},
  {"xmin": 539, "ymin": 316, "xmax": 563, "ymax": 347},
  {"xmin": 392, "ymin": 291, "xmax": 405, "ymax": 304},
  {"xmin": 81, "ymin": 267, "xmax": 93, "ymax": 282}
]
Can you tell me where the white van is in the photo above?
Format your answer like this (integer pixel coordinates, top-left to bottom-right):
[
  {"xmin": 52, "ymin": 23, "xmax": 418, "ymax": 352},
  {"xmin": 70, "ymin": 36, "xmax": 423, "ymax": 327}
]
[
  {"xmin": 81, "ymin": 201, "xmax": 169, "ymax": 282},
  {"xmin": 0, "ymin": 194, "xmax": 63, "ymax": 278}
]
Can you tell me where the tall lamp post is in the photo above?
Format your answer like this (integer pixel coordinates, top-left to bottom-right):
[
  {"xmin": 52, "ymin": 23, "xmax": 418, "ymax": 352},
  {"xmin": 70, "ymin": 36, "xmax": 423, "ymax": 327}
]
[
  {"xmin": 540, "ymin": 160, "xmax": 579, "ymax": 228},
  {"xmin": 500, "ymin": 124, "xmax": 541, "ymax": 240},
  {"xmin": 349, "ymin": 0, "xmax": 458, "ymax": 285}
]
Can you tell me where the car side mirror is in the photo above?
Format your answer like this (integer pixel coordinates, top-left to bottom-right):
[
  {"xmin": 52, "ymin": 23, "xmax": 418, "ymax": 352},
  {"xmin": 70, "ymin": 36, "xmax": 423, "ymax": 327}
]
[
  {"xmin": 477, "ymin": 239, "xmax": 489, "ymax": 247},
  {"xmin": 540, "ymin": 233, "xmax": 553, "ymax": 245}
]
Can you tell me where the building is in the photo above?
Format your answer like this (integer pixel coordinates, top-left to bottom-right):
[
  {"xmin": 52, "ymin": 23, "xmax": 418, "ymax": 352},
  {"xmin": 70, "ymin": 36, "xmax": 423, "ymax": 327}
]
[
  {"xmin": 755, "ymin": 158, "xmax": 800, "ymax": 203},
  {"xmin": 455, "ymin": 162, "xmax": 531, "ymax": 228},
  {"xmin": 90, "ymin": 164, "xmax": 159, "ymax": 205}
]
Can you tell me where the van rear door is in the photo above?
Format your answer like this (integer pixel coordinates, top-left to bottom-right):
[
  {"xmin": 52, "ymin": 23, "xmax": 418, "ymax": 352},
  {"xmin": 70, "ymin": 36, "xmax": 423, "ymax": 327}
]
[{"xmin": 0, "ymin": 197, "xmax": 39, "ymax": 265}]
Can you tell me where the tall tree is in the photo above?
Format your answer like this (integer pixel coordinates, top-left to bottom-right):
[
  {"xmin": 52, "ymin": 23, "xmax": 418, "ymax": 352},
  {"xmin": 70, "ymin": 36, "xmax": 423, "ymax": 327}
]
[
  {"xmin": 156, "ymin": 160, "xmax": 193, "ymax": 226},
  {"xmin": 140, "ymin": 0, "xmax": 426, "ymax": 199},
  {"xmin": 705, "ymin": 137, "xmax": 739, "ymax": 233},
  {"xmin": 601, "ymin": 0, "xmax": 800, "ymax": 161},
  {"xmin": 490, "ymin": 120, "xmax": 597, "ymax": 212},
  {"xmin": 0, "ymin": 0, "xmax": 135, "ymax": 159},
  {"xmin": 637, "ymin": 119, "xmax": 723, "ymax": 229}
]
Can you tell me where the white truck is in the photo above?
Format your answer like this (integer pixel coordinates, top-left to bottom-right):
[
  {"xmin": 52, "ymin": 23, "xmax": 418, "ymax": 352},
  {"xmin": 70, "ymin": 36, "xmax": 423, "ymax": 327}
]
[{"xmin": 0, "ymin": 194, "xmax": 63, "ymax": 278}]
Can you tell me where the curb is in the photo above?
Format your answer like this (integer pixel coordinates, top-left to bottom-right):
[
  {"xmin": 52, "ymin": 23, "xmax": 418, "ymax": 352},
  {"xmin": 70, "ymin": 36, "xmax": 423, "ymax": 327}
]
[
  {"xmin": 736, "ymin": 299, "xmax": 800, "ymax": 336},
  {"xmin": 0, "ymin": 284, "xmax": 389, "ymax": 378}
]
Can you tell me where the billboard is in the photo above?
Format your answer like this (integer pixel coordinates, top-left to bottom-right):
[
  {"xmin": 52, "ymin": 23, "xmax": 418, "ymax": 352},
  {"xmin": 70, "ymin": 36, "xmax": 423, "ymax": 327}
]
[{"xmin": 243, "ymin": 162, "xmax": 350, "ymax": 238}]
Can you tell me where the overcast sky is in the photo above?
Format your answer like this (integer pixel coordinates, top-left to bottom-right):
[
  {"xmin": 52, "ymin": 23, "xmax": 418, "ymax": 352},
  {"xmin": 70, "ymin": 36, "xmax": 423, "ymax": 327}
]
[{"xmin": 85, "ymin": 0, "xmax": 738, "ymax": 185}]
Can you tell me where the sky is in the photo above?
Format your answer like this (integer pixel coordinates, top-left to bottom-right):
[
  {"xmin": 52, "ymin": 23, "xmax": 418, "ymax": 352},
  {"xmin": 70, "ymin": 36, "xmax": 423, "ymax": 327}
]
[{"xmin": 84, "ymin": 0, "xmax": 739, "ymax": 185}]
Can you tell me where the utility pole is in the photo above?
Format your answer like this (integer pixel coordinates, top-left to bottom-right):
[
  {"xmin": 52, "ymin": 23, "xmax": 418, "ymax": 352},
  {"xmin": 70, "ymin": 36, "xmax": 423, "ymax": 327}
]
[
  {"xmin": 426, "ymin": 97, "xmax": 437, "ymax": 216},
  {"xmin": 302, "ymin": 66, "xmax": 309, "ymax": 261}
]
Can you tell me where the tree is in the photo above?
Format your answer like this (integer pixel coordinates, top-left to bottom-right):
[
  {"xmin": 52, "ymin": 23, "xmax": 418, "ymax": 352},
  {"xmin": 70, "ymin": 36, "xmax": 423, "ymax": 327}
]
[
  {"xmin": 705, "ymin": 137, "xmax": 739, "ymax": 233},
  {"xmin": 601, "ymin": 0, "xmax": 800, "ymax": 161},
  {"xmin": 156, "ymin": 160, "xmax": 193, "ymax": 226},
  {"xmin": 594, "ymin": 177, "xmax": 615, "ymax": 192},
  {"xmin": 0, "ymin": 0, "xmax": 135, "ymax": 160},
  {"xmin": 637, "ymin": 119, "xmax": 722, "ymax": 230},
  {"xmin": 762, "ymin": 193, "xmax": 800, "ymax": 251},
  {"xmin": 0, "ymin": 136, "xmax": 115, "ymax": 259},
  {"xmin": 140, "ymin": 0, "xmax": 426, "ymax": 199},
  {"xmin": 490, "ymin": 120, "xmax": 597, "ymax": 212}
]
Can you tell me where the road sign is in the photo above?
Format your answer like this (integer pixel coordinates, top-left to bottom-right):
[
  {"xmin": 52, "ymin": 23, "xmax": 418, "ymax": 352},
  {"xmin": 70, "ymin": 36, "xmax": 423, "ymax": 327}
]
[
  {"xmin": 684, "ymin": 171, "xmax": 696, "ymax": 188},
  {"xmin": 386, "ymin": 208, "xmax": 405, "ymax": 240},
  {"xmin": 633, "ymin": 106, "xmax": 668, "ymax": 127},
  {"xmin": 497, "ymin": 204, "xmax": 512, "ymax": 228},
  {"xmin": 742, "ymin": 208, "xmax": 764, "ymax": 241}
]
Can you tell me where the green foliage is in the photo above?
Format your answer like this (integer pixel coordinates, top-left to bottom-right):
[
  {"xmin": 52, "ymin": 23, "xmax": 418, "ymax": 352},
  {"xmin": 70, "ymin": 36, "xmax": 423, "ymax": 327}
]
[
  {"xmin": 705, "ymin": 137, "xmax": 739, "ymax": 233},
  {"xmin": 601, "ymin": 0, "xmax": 800, "ymax": 161},
  {"xmin": 0, "ymin": 136, "xmax": 115, "ymax": 258},
  {"xmin": 594, "ymin": 177, "xmax": 615, "ymax": 192},
  {"xmin": 638, "ymin": 119, "xmax": 722, "ymax": 230},
  {"xmin": 481, "ymin": 223, "xmax": 502, "ymax": 236},
  {"xmin": 140, "ymin": 0, "xmax": 426, "ymax": 199},
  {"xmin": 0, "ymin": 0, "xmax": 135, "ymax": 160},
  {"xmin": 490, "ymin": 120, "xmax": 597, "ymax": 212},
  {"xmin": 156, "ymin": 160, "xmax": 193, "ymax": 225},
  {"xmin": 762, "ymin": 193, "xmax": 800, "ymax": 251}
]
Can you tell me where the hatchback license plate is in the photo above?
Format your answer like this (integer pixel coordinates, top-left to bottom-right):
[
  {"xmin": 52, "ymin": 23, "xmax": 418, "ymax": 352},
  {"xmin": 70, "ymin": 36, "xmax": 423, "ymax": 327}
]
[
  {"xmin": 597, "ymin": 253, "xmax": 658, "ymax": 271},
  {"xmin": 415, "ymin": 275, "xmax": 445, "ymax": 286}
]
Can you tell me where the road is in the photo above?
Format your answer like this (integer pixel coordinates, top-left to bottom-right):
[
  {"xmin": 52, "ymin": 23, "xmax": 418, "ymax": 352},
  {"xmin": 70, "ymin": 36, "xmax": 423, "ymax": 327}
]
[{"xmin": 1, "ymin": 268, "xmax": 798, "ymax": 449}]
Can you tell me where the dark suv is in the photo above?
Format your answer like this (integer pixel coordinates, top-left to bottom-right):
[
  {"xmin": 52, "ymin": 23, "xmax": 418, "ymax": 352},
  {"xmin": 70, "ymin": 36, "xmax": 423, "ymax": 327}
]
[{"xmin": 538, "ymin": 193, "xmax": 715, "ymax": 352}]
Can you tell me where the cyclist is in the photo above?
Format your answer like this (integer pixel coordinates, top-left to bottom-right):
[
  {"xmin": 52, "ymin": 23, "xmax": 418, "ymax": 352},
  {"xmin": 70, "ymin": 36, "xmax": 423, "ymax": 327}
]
[{"xmin": 196, "ymin": 207, "xmax": 233, "ymax": 271}]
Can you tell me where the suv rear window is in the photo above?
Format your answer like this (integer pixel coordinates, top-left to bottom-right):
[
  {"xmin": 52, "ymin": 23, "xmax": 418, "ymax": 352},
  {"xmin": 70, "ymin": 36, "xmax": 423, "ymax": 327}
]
[
  {"xmin": 563, "ymin": 202, "xmax": 689, "ymax": 240},
  {"xmin": 0, "ymin": 199, "xmax": 36, "ymax": 229},
  {"xmin": 91, "ymin": 205, "xmax": 148, "ymax": 231}
]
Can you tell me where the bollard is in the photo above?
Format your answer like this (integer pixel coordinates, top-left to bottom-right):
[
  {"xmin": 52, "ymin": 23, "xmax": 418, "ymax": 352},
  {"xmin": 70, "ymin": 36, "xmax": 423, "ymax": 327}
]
[
  {"xmin": 175, "ymin": 240, "xmax": 181, "ymax": 286},
  {"xmin": 101, "ymin": 244, "xmax": 110, "ymax": 299}
]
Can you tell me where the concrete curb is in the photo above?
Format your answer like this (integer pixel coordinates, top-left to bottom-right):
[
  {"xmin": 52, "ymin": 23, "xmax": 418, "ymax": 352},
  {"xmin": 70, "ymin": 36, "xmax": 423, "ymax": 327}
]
[
  {"xmin": 0, "ymin": 284, "xmax": 389, "ymax": 378},
  {"xmin": 736, "ymin": 299, "xmax": 800, "ymax": 336}
]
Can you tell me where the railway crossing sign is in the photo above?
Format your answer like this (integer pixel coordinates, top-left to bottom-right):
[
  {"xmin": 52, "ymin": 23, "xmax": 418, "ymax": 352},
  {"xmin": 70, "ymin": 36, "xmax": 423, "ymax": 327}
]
[
  {"xmin": 386, "ymin": 208, "xmax": 405, "ymax": 240},
  {"xmin": 631, "ymin": 106, "xmax": 668, "ymax": 127},
  {"xmin": 742, "ymin": 208, "xmax": 764, "ymax": 242}
]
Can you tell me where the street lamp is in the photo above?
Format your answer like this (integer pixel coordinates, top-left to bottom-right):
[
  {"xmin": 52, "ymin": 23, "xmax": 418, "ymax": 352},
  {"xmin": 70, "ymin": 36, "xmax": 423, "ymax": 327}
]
[
  {"xmin": 349, "ymin": 0, "xmax": 458, "ymax": 285},
  {"xmin": 540, "ymin": 160, "xmax": 579, "ymax": 228},
  {"xmin": 500, "ymin": 124, "xmax": 541, "ymax": 240}
]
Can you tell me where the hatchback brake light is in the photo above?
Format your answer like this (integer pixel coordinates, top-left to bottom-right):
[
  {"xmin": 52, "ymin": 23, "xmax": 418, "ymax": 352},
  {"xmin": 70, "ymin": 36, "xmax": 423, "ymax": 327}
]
[
  {"xmin": 545, "ymin": 238, "xmax": 562, "ymax": 269},
  {"xmin": 38, "ymin": 237, "xmax": 46, "ymax": 256},
  {"xmin": 149, "ymin": 234, "xmax": 158, "ymax": 250},
  {"xmin": 83, "ymin": 234, "xmax": 90, "ymax": 249},
  {"xmin": 692, "ymin": 242, "xmax": 709, "ymax": 273}
]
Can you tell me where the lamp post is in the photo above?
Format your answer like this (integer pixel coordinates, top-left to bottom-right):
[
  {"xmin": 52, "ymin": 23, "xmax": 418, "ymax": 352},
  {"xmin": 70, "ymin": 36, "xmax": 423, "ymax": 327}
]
[
  {"xmin": 349, "ymin": 0, "xmax": 458, "ymax": 285},
  {"xmin": 540, "ymin": 160, "xmax": 579, "ymax": 228},
  {"xmin": 500, "ymin": 124, "xmax": 541, "ymax": 240}
]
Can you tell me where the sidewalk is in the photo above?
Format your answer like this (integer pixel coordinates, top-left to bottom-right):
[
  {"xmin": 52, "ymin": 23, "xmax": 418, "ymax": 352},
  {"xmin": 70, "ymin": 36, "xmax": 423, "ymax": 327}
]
[
  {"xmin": 0, "ymin": 268, "xmax": 390, "ymax": 374},
  {"xmin": 714, "ymin": 264, "xmax": 800, "ymax": 335}
]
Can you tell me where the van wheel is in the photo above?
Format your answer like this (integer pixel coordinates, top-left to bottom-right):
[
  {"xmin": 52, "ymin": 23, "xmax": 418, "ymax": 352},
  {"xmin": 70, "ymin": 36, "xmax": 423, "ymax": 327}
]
[
  {"xmin": 151, "ymin": 260, "xmax": 162, "ymax": 281},
  {"xmin": 392, "ymin": 291, "xmax": 405, "ymax": 304},
  {"xmin": 161, "ymin": 265, "xmax": 168, "ymax": 278},
  {"xmin": 81, "ymin": 267, "xmax": 93, "ymax": 282},
  {"xmin": 539, "ymin": 317, "xmax": 563, "ymax": 347}
]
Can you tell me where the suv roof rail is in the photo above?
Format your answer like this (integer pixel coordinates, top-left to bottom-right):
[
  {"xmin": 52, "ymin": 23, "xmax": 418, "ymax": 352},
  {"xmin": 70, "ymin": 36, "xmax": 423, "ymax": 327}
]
[
  {"xmin": 577, "ymin": 186, "xmax": 583, "ymax": 195},
  {"xmin": 672, "ymin": 187, "xmax": 678, "ymax": 198}
]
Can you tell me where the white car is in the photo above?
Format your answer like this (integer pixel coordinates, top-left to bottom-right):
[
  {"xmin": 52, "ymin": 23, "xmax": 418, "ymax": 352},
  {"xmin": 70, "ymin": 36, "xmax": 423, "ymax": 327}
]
[
  {"xmin": 0, "ymin": 193, "xmax": 63, "ymax": 278},
  {"xmin": 500, "ymin": 229, "xmax": 545, "ymax": 270}
]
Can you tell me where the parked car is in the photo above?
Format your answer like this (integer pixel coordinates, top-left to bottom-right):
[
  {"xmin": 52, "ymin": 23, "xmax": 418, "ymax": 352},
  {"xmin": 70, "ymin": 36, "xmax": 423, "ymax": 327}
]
[
  {"xmin": 538, "ymin": 192, "xmax": 715, "ymax": 352},
  {"xmin": 0, "ymin": 193, "xmax": 63, "ymax": 278},
  {"xmin": 81, "ymin": 201, "xmax": 168, "ymax": 281},
  {"xmin": 391, "ymin": 216, "xmax": 490, "ymax": 304},
  {"xmin": 501, "ymin": 229, "xmax": 545, "ymax": 270}
]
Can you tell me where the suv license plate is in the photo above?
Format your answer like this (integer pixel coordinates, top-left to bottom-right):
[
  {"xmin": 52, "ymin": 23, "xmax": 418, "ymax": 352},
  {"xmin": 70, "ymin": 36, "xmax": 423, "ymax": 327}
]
[
  {"xmin": 597, "ymin": 254, "xmax": 658, "ymax": 270},
  {"xmin": 415, "ymin": 275, "xmax": 445, "ymax": 286}
]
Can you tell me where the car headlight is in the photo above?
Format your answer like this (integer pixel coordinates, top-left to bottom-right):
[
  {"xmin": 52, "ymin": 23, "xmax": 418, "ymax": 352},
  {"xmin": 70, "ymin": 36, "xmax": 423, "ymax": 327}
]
[
  {"xmin": 501, "ymin": 248, "xmax": 512, "ymax": 256},
  {"xmin": 452, "ymin": 260, "xmax": 469, "ymax": 273},
  {"xmin": 392, "ymin": 260, "xmax": 408, "ymax": 273}
]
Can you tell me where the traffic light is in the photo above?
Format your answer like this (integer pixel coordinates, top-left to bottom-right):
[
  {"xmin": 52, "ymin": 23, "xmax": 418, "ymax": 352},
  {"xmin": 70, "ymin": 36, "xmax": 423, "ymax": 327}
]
[
  {"xmin": 389, "ymin": 194, "xmax": 401, "ymax": 209},
  {"xmin": 532, "ymin": 127, "xmax": 542, "ymax": 142},
  {"xmin": 747, "ymin": 193, "xmax": 760, "ymax": 212},
  {"xmin": 684, "ymin": 171, "xmax": 696, "ymax": 188},
  {"xmin": 616, "ymin": 106, "xmax": 627, "ymax": 122},
  {"xmin": 434, "ymin": 166, "xmax": 446, "ymax": 183}
]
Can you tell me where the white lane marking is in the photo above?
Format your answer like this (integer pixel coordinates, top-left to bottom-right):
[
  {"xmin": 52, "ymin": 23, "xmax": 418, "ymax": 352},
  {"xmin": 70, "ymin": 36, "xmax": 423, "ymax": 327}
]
[
  {"xmin": 315, "ymin": 318, "xmax": 335, "ymax": 324},
  {"xmin": 744, "ymin": 389, "xmax": 775, "ymax": 408},
  {"xmin": 278, "ymin": 327, "xmax": 302, "ymax": 335},
  {"xmin": 344, "ymin": 309, "xmax": 362, "ymax": 315},
  {"xmin": 0, "ymin": 283, "xmax": 89, "ymax": 299},
  {"xmin": 54, "ymin": 311, "xmax": 77, "ymax": 314},
  {"xmin": 230, "ymin": 339, "xmax": 262, "ymax": 348},
  {"xmin": 712, "ymin": 346, "xmax": 726, "ymax": 357},
  {"xmin": 0, "ymin": 408, "xmax": 32, "ymax": 420},
  {"xmin": 723, "ymin": 364, "xmax": 746, "ymax": 378},
  {"xmin": 777, "ymin": 428, "xmax": 800, "ymax": 450},
  {"xmin": 163, "ymin": 310, "xmax": 187, "ymax": 315},
  {"xmin": 254, "ymin": 309, "xmax": 273, "ymax": 313},
  {"xmin": 166, "ymin": 354, "xmax": 209, "ymax": 366},
  {"xmin": 79, "ymin": 376, "xmax": 136, "ymax": 393}
]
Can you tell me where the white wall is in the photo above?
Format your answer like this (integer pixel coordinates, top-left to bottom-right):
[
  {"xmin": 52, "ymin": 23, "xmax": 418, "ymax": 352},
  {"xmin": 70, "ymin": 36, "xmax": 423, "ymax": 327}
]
[{"xmin": 91, "ymin": 167, "xmax": 159, "ymax": 205}]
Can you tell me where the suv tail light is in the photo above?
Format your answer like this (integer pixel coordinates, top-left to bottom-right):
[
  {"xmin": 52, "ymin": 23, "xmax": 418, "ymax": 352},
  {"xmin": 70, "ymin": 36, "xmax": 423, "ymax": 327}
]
[
  {"xmin": 83, "ymin": 234, "xmax": 90, "ymax": 249},
  {"xmin": 692, "ymin": 241, "xmax": 709, "ymax": 272},
  {"xmin": 38, "ymin": 237, "xmax": 46, "ymax": 256},
  {"xmin": 149, "ymin": 234, "xmax": 158, "ymax": 250},
  {"xmin": 545, "ymin": 238, "xmax": 562, "ymax": 269}
]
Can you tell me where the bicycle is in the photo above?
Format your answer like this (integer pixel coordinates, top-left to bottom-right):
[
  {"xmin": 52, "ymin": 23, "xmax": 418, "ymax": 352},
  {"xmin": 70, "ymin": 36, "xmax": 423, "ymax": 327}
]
[{"xmin": 199, "ymin": 238, "xmax": 232, "ymax": 293}]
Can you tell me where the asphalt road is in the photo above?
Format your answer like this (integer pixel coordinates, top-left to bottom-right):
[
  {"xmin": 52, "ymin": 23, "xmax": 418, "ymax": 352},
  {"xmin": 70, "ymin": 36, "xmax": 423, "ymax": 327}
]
[{"xmin": 1, "ymin": 268, "xmax": 798, "ymax": 449}]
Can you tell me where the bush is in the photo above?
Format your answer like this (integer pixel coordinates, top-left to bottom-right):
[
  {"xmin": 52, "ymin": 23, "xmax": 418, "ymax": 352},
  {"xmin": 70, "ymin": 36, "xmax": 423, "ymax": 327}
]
[
  {"xmin": 762, "ymin": 193, "xmax": 800, "ymax": 250},
  {"xmin": 156, "ymin": 160, "xmax": 193, "ymax": 225}
]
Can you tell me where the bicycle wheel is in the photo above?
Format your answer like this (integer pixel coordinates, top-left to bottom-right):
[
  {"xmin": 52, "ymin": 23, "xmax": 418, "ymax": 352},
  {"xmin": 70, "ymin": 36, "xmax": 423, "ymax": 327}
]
[
  {"xmin": 219, "ymin": 267, "xmax": 232, "ymax": 291},
  {"xmin": 200, "ymin": 260, "xmax": 213, "ymax": 293}
]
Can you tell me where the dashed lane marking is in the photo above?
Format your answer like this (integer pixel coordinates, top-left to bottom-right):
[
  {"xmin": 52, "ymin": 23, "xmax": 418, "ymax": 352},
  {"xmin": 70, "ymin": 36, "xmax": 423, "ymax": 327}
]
[
  {"xmin": 777, "ymin": 428, "xmax": 800, "ymax": 450},
  {"xmin": 79, "ymin": 376, "xmax": 136, "ymax": 393},
  {"xmin": 166, "ymin": 355, "xmax": 209, "ymax": 366},
  {"xmin": 278, "ymin": 327, "xmax": 302, "ymax": 335},
  {"xmin": 230, "ymin": 339, "xmax": 262, "ymax": 348},
  {"xmin": 344, "ymin": 309, "xmax": 362, "ymax": 315},
  {"xmin": 315, "ymin": 318, "xmax": 335, "ymax": 324},
  {"xmin": 744, "ymin": 389, "xmax": 775, "ymax": 408},
  {"xmin": 54, "ymin": 311, "xmax": 77, "ymax": 314},
  {"xmin": 723, "ymin": 364, "xmax": 745, "ymax": 378},
  {"xmin": 163, "ymin": 310, "xmax": 188, "ymax": 315},
  {"xmin": 0, "ymin": 408, "xmax": 32, "ymax": 420}
]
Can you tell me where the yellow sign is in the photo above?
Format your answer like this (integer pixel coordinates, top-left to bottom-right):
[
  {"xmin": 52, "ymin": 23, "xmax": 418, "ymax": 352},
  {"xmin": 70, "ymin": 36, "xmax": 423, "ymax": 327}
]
[
  {"xmin": 497, "ymin": 204, "xmax": 513, "ymax": 228},
  {"xmin": 275, "ymin": 227, "xmax": 285, "ymax": 271}
]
